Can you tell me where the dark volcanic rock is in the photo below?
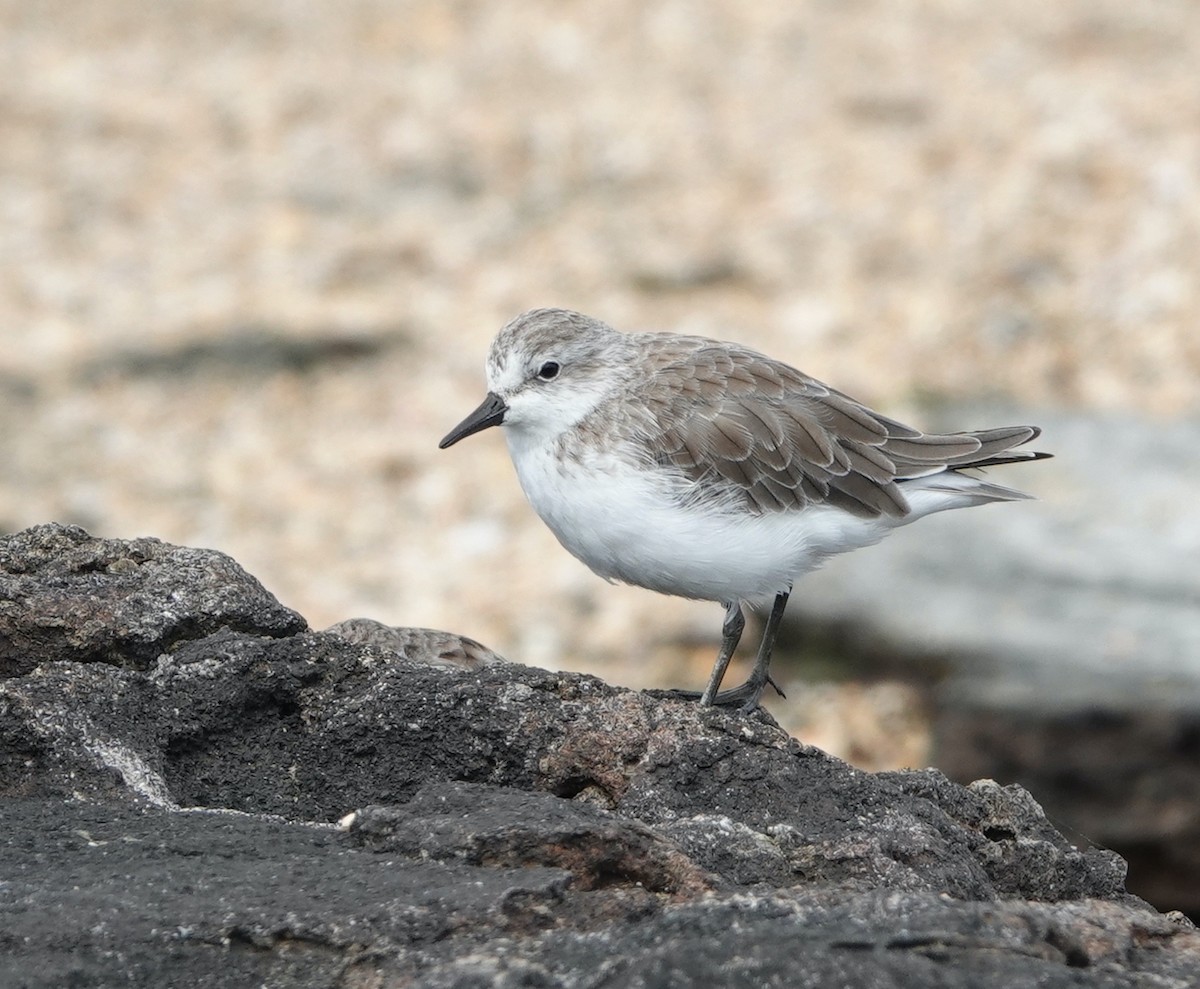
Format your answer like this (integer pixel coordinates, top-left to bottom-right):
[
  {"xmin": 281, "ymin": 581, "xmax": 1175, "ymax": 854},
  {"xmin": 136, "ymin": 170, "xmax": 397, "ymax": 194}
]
[
  {"xmin": 0, "ymin": 523, "xmax": 306, "ymax": 676},
  {"xmin": 0, "ymin": 626, "xmax": 1128, "ymax": 903},
  {"xmin": 0, "ymin": 798, "xmax": 576, "ymax": 989},
  {"xmin": 3, "ymin": 798, "xmax": 1194, "ymax": 989},
  {"xmin": 1, "ymin": 524, "xmax": 1198, "ymax": 988},
  {"xmin": 938, "ymin": 697, "xmax": 1200, "ymax": 920},
  {"xmin": 348, "ymin": 782, "xmax": 713, "ymax": 895}
]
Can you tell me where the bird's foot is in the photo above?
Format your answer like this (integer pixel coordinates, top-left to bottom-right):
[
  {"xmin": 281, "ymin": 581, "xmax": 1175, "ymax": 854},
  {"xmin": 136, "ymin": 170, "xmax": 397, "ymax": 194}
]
[
  {"xmin": 727, "ymin": 671, "xmax": 786, "ymax": 713},
  {"xmin": 671, "ymin": 674, "xmax": 786, "ymax": 711}
]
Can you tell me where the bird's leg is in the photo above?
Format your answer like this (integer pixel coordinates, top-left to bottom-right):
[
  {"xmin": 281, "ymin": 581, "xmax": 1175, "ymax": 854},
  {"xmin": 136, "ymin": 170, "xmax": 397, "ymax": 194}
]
[
  {"xmin": 675, "ymin": 595, "xmax": 788, "ymax": 710},
  {"xmin": 737, "ymin": 588, "xmax": 790, "ymax": 712},
  {"xmin": 698, "ymin": 601, "xmax": 745, "ymax": 707},
  {"xmin": 703, "ymin": 588, "xmax": 791, "ymax": 711}
]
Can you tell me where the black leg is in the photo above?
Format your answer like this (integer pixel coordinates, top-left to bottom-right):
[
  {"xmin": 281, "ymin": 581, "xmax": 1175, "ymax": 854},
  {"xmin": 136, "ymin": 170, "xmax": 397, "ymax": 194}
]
[
  {"xmin": 699, "ymin": 601, "xmax": 745, "ymax": 707},
  {"xmin": 738, "ymin": 588, "xmax": 790, "ymax": 712},
  {"xmin": 704, "ymin": 588, "xmax": 791, "ymax": 711}
]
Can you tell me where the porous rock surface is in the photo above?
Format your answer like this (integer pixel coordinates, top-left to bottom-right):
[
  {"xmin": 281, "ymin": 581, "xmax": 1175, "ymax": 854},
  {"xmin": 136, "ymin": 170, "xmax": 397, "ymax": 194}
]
[{"xmin": 1, "ymin": 524, "xmax": 1197, "ymax": 988}]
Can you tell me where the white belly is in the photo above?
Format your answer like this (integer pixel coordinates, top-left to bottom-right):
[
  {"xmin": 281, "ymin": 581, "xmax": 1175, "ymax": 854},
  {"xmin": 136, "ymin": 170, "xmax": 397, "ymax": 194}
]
[{"xmin": 506, "ymin": 436, "xmax": 894, "ymax": 605}]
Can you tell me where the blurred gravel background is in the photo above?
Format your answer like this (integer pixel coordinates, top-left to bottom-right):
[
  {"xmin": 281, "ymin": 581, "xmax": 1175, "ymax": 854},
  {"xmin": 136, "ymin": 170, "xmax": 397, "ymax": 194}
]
[{"xmin": 2, "ymin": 1, "xmax": 1198, "ymax": 764}]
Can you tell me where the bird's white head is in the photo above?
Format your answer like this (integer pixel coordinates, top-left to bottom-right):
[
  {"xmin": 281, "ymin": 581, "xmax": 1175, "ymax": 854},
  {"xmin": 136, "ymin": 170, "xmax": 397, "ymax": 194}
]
[{"xmin": 440, "ymin": 309, "xmax": 629, "ymax": 450}]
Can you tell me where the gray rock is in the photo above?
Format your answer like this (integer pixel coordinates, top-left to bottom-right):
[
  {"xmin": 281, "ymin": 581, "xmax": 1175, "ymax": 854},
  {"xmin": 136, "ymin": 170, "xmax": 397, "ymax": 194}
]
[
  {"xmin": 2, "ymin": 523, "xmax": 1199, "ymax": 987},
  {"xmin": 0, "ymin": 523, "xmax": 307, "ymax": 676},
  {"xmin": 935, "ymin": 700, "xmax": 1200, "ymax": 922},
  {"xmin": 2, "ymin": 798, "xmax": 1196, "ymax": 989},
  {"xmin": 348, "ymin": 781, "xmax": 710, "ymax": 894},
  {"xmin": 0, "ymin": 798, "xmax": 575, "ymax": 989},
  {"xmin": 0, "ymin": 624, "xmax": 1125, "ymax": 904}
]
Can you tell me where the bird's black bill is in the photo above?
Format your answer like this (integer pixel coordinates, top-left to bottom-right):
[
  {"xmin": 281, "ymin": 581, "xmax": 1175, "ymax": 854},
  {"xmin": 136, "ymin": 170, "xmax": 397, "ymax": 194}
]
[{"xmin": 439, "ymin": 392, "xmax": 508, "ymax": 449}]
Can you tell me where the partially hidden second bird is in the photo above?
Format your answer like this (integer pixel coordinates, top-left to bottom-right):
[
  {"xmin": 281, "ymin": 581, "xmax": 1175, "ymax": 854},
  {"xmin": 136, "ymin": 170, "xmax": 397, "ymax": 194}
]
[{"xmin": 440, "ymin": 308, "xmax": 1049, "ymax": 712}]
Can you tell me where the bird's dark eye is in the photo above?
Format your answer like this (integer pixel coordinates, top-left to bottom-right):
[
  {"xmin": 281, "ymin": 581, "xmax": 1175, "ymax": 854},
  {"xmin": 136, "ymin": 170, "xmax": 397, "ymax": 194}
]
[{"xmin": 537, "ymin": 361, "xmax": 561, "ymax": 381}]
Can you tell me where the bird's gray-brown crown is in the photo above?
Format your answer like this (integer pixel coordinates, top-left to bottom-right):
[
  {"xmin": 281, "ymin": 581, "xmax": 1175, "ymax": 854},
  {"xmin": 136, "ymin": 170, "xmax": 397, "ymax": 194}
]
[{"xmin": 485, "ymin": 308, "xmax": 627, "ymax": 395}]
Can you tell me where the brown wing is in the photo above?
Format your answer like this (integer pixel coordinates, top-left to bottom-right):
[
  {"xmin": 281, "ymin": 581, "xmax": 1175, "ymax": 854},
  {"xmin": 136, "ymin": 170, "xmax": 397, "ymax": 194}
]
[{"xmin": 634, "ymin": 337, "xmax": 1041, "ymax": 519}]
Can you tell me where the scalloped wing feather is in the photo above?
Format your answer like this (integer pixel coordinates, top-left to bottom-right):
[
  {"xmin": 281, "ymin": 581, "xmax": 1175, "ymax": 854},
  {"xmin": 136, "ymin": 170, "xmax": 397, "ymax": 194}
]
[{"xmin": 623, "ymin": 336, "xmax": 1042, "ymax": 520}]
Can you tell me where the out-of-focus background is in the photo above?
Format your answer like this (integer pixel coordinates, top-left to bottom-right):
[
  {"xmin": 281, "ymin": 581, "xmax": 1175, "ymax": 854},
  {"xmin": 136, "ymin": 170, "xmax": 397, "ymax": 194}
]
[{"xmin": 2, "ymin": 1, "xmax": 1198, "ymax": 915}]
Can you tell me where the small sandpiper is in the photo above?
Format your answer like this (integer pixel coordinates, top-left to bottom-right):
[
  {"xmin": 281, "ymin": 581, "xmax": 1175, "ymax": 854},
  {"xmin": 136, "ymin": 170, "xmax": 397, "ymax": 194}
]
[{"xmin": 441, "ymin": 308, "xmax": 1048, "ymax": 711}]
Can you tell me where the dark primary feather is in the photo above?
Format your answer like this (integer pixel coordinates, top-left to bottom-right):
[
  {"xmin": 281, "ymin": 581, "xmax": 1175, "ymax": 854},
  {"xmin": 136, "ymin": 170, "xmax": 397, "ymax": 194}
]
[{"xmin": 625, "ymin": 335, "xmax": 1046, "ymax": 519}]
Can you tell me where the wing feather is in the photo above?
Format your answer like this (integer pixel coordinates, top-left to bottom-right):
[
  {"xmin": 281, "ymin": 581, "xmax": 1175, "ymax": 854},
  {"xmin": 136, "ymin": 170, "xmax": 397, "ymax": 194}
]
[{"xmin": 621, "ymin": 335, "xmax": 1042, "ymax": 519}]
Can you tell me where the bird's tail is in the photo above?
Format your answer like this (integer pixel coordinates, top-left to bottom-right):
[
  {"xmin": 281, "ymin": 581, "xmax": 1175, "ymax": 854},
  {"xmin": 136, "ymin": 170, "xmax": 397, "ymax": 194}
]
[
  {"xmin": 948, "ymin": 425, "xmax": 1052, "ymax": 470},
  {"xmin": 896, "ymin": 424, "xmax": 1050, "ymax": 509}
]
